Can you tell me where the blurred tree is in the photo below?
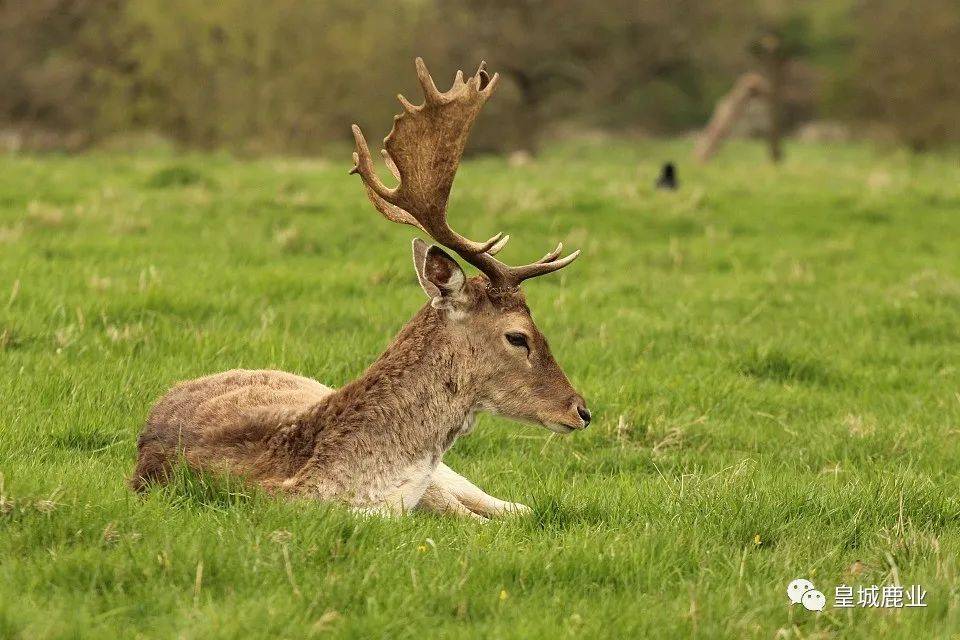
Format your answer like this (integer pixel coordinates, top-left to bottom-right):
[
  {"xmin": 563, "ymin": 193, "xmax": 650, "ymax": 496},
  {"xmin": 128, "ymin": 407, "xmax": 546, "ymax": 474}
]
[
  {"xmin": 749, "ymin": 15, "xmax": 812, "ymax": 161},
  {"xmin": 431, "ymin": 0, "xmax": 748, "ymax": 155},
  {"xmin": 0, "ymin": 0, "xmax": 955, "ymax": 154},
  {"xmin": 0, "ymin": 0, "xmax": 132, "ymax": 147},
  {"xmin": 845, "ymin": 0, "xmax": 960, "ymax": 150},
  {"xmin": 694, "ymin": 72, "xmax": 770, "ymax": 163},
  {"xmin": 427, "ymin": 1, "xmax": 603, "ymax": 154},
  {"xmin": 120, "ymin": 0, "xmax": 428, "ymax": 153}
]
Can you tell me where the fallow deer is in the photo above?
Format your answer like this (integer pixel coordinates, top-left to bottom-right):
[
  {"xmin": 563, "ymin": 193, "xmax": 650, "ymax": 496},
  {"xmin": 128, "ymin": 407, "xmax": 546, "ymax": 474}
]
[{"xmin": 130, "ymin": 58, "xmax": 590, "ymax": 519}]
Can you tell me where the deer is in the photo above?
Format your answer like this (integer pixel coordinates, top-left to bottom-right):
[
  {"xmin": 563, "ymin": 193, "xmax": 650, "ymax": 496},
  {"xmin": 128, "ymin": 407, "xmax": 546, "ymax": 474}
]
[{"xmin": 130, "ymin": 58, "xmax": 590, "ymax": 519}]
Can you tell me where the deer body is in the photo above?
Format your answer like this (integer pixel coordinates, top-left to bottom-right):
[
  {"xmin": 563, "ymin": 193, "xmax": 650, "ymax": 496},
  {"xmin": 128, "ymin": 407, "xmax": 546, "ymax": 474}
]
[{"xmin": 131, "ymin": 59, "xmax": 590, "ymax": 518}]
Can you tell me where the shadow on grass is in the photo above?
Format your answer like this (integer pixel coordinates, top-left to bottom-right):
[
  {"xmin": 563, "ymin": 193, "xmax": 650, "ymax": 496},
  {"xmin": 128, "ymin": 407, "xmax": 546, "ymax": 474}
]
[
  {"xmin": 737, "ymin": 347, "xmax": 837, "ymax": 387},
  {"xmin": 146, "ymin": 165, "xmax": 216, "ymax": 189},
  {"xmin": 879, "ymin": 306, "xmax": 960, "ymax": 344}
]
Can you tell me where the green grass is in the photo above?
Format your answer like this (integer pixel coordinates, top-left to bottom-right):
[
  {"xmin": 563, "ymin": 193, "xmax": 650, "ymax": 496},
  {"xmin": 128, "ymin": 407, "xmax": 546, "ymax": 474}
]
[{"xmin": 2, "ymin": 139, "xmax": 960, "ymax": 638}]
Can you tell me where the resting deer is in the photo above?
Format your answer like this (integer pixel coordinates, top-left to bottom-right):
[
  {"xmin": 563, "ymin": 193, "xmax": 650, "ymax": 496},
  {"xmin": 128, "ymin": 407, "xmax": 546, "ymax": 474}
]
[{"xmin": 130, "ymin": 59, "xmax": 590, "ymax": 519}]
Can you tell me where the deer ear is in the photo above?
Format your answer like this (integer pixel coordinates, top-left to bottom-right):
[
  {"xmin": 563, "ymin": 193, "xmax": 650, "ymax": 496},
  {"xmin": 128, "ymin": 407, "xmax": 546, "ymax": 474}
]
[{"xmin": 412, "ymin": 238, "xmax": 466, "ymax": 306}]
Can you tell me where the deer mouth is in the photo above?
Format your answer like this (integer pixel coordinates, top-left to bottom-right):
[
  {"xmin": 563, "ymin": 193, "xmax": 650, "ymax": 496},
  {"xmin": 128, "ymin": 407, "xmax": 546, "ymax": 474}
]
[
  {"xmin": 542, "ymin": 407, "xmax": 590, "ymax": 434},
  {"xmin": 543, "ymin": 422, "xmax": 579, "ymax": 435}
]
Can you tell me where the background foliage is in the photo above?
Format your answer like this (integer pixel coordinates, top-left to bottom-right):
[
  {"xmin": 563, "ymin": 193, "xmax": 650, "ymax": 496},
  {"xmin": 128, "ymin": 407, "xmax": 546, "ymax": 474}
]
[{"xmin": 2, "ymin": 0, "xmax": 958, "ymax": 153}]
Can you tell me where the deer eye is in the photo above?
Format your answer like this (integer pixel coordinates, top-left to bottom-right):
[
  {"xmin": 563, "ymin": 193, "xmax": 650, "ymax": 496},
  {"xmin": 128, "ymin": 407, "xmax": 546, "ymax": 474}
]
[{"xmin": 505, "ymin": 332, "xmax": 529, "ymax": 351}]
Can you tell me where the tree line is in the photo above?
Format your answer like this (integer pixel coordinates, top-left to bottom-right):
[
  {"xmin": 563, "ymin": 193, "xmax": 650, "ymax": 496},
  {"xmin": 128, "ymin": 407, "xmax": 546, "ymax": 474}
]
[{"xmin": 1, "ymin": 0, "xmax": 957, "ymax": 154}]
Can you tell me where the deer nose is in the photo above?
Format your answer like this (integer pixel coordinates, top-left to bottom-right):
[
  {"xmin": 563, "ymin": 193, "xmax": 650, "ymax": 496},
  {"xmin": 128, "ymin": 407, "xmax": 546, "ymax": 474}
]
[{"xmin": 576, "ymin": 404, "xmax": 592, "ymax": 427}]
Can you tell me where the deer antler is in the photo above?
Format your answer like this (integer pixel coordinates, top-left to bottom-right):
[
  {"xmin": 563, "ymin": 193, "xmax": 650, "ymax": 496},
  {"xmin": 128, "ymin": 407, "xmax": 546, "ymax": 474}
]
[{"xmin": 350, "ymin": 57, "xmax": 580, "ymax": 290}]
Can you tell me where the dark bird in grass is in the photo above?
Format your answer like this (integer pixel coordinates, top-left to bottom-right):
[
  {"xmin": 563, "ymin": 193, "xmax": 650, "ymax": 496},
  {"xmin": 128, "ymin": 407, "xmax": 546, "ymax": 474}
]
[{"xmin": 655, "ymin": 162, "xmax": 678, "ymax": 190}]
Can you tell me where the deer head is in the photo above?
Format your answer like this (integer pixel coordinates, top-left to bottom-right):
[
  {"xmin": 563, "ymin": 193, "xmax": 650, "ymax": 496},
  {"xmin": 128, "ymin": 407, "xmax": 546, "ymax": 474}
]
[{"xmin": 351, "ymin": 58, "xmax": 590, "ymax": 433}]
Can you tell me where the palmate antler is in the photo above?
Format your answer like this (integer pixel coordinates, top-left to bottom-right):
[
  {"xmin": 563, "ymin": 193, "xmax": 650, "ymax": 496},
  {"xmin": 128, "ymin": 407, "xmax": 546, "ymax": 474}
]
[{"xmin": 350, "ymin": 57, "xmax": 580, "ymax": 291}]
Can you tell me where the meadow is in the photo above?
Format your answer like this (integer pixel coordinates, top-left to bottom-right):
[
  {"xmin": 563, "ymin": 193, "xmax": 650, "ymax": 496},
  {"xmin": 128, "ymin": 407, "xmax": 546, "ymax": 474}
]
[{"xmin": 1, "ymin": 140, "xmax": 960, "ymax": 638}]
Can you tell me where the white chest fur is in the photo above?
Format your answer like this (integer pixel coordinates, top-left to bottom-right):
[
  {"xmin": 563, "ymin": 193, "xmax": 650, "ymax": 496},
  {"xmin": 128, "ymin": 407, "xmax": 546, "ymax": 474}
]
[
  {"xmin": 391, "ymin": 412, "xmax": 477, "ymax": 511},
  {"xmin": 347, "ymin": 411, "xmax": 478, "ymax": 514},
  {"xmin": 356, "ymin": 456, "xmax": 437, "ymax": 513}
]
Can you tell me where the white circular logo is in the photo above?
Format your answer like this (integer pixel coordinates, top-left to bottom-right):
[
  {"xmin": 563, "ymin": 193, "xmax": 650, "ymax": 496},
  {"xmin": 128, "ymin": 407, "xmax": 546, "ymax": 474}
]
[
  {"xmin": 802, "ymin": 589, "xmax": 826, "ymax": 612},
  {"xmin": 787, "ymin": 578, "xmax": 815, "ymax": 604}
]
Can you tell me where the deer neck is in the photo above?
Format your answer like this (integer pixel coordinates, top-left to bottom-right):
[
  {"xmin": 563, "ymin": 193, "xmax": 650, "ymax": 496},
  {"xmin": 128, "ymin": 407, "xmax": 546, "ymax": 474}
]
[{"xmin": 309, "ymin": 304, "xmax": 480, "ymax": 464}]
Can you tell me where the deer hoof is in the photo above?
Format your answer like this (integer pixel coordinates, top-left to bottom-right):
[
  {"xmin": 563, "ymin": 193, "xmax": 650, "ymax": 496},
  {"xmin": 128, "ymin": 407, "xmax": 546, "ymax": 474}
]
[{"xmin": 500, "ymin": 502, "xmax": 532, "ymax": 517}]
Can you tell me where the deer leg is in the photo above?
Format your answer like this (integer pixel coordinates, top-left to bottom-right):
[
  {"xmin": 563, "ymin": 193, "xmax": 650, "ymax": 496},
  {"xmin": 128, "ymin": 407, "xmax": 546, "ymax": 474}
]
[
  {"xmin": 417, "ymin": 482, "xmax": 489, "ymax": 521},
  {"xmin": 429, "ymin": 463, "xmax": 531, "ymax": 518}
]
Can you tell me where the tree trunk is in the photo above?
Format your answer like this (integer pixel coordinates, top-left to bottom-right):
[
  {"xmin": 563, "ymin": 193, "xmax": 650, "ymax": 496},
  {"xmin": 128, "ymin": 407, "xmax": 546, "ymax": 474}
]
[
  {"xmin": 508, "ymin": 69, "xmax": 542, "ymax": 156},
  {"xmin": 765, "ymin": 57, "xmax": 785, "ymax": 163},
  {"xmin": 694, "ymin": 73, "xmax": 769, "ymax": 163}
]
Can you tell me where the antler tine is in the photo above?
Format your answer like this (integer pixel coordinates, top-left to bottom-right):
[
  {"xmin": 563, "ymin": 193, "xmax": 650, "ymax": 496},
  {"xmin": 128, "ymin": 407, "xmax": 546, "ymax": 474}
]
[
  {"xmin": 486, "ymin": 234, "xmax": 510, "ymax": 256},
  {"xmin": 483, "ymin": 72, "xmax": 500, "ymax": 96},
  {"xmin": 349, "ymin": 125, "xmax": 393, "ymax": 200},
  {"xmin": 538, "ymin": 243, "xmax": 563, "ymax": 263},
  {"xmin": 415, "ymin": 57, "xmax": 445, "ymax": 104},
  {"xmin": 460, "ymin": 244, "xmax": 580, "ymax": 291},
  {"xmin": 396, "ymin": 93, "xmax": 418, "ymax": 114},
  {"xmin": 506, "ymin": 249, "xmax": 582, "ymax": 284},
  {"xmin": 474, "ymin": 232, "xmax": 507, "ymax": 253},
  {"xmin": 473, "ymin": 61, "xmax": 500, "ymax": 96},
  {"xmin": 380, "ymin": 149, "xmax": 400, "ymax": 181}
]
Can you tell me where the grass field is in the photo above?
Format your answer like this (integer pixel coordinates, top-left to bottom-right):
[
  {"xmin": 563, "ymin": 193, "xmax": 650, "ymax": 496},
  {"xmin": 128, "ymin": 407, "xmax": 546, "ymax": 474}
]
[{"xmin": 2, "ymin": 140, "xmax": 960, "ymax": 638}]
